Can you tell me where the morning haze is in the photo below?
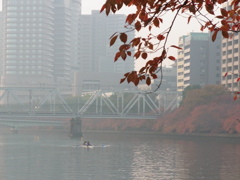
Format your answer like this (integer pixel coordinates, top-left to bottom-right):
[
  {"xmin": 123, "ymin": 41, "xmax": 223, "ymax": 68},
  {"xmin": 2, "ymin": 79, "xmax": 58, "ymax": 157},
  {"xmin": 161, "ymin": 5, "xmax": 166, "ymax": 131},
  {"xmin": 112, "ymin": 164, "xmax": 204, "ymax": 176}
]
[{"xmin": 0, "ymin": 0, "xmax": 239, "ymax": 180}]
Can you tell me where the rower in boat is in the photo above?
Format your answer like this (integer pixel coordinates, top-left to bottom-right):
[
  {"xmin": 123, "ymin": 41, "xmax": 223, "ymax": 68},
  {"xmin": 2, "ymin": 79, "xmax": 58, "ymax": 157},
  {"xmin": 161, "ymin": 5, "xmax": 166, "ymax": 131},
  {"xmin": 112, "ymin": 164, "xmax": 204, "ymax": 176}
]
[{"xmin": 83, "ymin": 141, "xmax": 92, "ymax": 147}]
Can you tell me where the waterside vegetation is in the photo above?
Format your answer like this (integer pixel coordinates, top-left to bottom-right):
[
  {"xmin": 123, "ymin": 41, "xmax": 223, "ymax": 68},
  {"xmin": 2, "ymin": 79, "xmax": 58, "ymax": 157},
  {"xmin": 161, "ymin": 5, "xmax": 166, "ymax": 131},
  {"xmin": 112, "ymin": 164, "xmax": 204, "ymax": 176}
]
[{"xmin": 82, "ymin": 85, "xmax": 240, "ymax": 135}]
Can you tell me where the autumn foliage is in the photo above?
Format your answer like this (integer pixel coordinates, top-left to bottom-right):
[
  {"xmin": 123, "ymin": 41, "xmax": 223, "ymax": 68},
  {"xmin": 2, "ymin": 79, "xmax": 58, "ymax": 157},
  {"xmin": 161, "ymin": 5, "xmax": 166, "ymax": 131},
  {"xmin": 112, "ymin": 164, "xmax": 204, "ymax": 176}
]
[
  {"xmin": 82, "ymin": 85, "xmax": 240, "ymax": 134},
  {"xmin": 100, "ymin": 0, "xmax": 240, "ymax": 88}
]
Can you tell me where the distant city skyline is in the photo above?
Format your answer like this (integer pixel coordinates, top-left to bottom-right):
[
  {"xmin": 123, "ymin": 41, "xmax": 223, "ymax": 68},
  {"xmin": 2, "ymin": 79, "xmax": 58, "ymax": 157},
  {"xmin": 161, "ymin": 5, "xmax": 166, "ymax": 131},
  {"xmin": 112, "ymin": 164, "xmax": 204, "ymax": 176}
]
[{"xmin": 0, "ymin": 0, "xmax": 201, "ymax": 69}]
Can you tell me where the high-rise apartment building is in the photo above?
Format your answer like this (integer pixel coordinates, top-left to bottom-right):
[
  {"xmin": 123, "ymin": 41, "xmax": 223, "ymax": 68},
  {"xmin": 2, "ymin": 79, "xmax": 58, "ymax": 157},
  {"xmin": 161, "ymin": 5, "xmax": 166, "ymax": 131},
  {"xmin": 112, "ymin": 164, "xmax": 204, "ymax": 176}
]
[
  {"xmin": 1, "ymin": 0, "xmax": 81, "ymax": 90},
  {"xmin": 2, "ymin": 0, "xmax": 55, "ymax": 87},
  {"xmin": 221, "ymin": 1, "xmax": 240, "ymax": 92},
  {"xmin": 177, "ymin": 32, "xmax": 221, "ymax": 92},
  {"xmin": 53, "ymin": 0, "xmax": 81, "ymax": 88},
  {"xmin": 0, "ymin": 11, "xmax": 3, "ymax": 79}
]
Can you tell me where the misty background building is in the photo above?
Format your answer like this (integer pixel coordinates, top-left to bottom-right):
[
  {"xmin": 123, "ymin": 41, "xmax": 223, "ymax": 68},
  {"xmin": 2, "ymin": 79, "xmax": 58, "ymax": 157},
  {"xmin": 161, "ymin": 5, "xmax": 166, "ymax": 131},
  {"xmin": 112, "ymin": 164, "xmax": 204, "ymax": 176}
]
[
  {"xmin": 151, "ymin": 65, "xmax": 177, "ymax": 92},
  {"xmin": 73, "ymin": 10, "xmax": 135, "ymax": 95},
  {"xmin": 78, "ymin": 10, "xmax": 134, "ymax": 74},
  {"xmin": 53, "ymin": 0, "xmax": 81, "ymax": 93},
  {"xmin": 1, "ymin": 0, "xmax": 82, "ymax": 93},
  {"xmin": 0, "ymin": 11, "xmax": 3, "ymax": 77},
  {"xmin": 0, "ymin": 1, "xmax": 135, "ymax": 96},
  {"xmin": 177, "ymin": 32, "xmax": 221, "ymax": 92},
  {"xmin": 2, "ymin": 0, "xmax": 55, "ymax": 88}
]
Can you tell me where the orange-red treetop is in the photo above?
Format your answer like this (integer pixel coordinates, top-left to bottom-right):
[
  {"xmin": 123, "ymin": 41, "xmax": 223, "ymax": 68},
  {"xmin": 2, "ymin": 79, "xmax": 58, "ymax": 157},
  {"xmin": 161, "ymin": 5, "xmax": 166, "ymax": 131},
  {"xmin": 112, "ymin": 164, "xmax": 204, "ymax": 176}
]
[{"xmin": 100, "ymin": 0, "xmax": 240, "ymax": 90}]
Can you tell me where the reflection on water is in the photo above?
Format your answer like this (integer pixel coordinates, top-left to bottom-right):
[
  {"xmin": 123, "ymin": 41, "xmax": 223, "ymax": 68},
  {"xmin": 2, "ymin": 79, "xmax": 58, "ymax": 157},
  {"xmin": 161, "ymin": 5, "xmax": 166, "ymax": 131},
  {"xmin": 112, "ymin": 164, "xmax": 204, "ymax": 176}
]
[
  {"xmin": 132, "ymin": 140, "xmax": 190, "ymax": 180},
  {"xmin": 0, "ymin": 130, "xmax": 239, "ymax": 180},
  {"xmin": 131, "ymin": 136, "xmax": 240, "ymax": 180}
]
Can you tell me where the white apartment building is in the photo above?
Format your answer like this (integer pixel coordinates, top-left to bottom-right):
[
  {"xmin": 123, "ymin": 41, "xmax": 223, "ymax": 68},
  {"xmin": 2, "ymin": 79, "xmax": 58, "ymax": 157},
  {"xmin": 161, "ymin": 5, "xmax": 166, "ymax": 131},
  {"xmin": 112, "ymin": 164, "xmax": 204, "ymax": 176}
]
[{"xmin": 221, "ymin": 1, "xmax": 240, "ymax": 92}]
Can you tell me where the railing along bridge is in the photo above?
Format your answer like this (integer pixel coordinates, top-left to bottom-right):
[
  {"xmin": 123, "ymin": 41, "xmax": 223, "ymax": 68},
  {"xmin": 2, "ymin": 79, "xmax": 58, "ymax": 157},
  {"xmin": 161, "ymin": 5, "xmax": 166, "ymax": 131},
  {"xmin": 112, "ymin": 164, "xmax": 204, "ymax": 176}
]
[{"xmin": 0, "ymin": 87, "xmax": 181, "ymax": 122}]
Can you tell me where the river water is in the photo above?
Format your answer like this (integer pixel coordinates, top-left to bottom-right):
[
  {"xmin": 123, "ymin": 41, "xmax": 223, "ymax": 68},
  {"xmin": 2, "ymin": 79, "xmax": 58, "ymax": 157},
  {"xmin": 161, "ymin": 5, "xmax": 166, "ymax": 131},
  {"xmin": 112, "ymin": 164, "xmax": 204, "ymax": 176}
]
[{"xmin": 0, "ymin": 130, "xmax": 240, "ymax": 180}]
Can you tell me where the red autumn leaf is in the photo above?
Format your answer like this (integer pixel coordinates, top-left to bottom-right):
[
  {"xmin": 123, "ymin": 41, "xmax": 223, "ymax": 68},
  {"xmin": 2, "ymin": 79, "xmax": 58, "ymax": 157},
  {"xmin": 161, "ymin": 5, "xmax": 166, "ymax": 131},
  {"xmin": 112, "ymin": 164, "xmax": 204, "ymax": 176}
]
[
  {"xmin": 222, "ymin": 31, "xmax": 229, "ymax": 38},
  {"xmin": 100, "ymin": 4, "xmax": 106, "ymax": 13},
  {"xmin": 126, "ymin": 14, "xmax": 135, "ymax": 24},
  {"xmin": 205, "ymin": 4, "xmax": 214, "ymax": 15},
  {"xmin": 131, "ymin": 37, "xmax": 140, "ymax": 47},
  {"xmin": 114, "ymin": 52, "xmax": 121, "ymax": 62},
  {"xmin": 121, "ymin": 51, "xmax": 127, "ymax": 60},
  {"xmin": 141, "ymin": 52, "xmax": 148, "ymax": 59},
  {"xmin": 168, "ymin": 56, "xmax": 176, "ymax": 61},
  {"xmin": 120, "ymin": 33, "xmax": 127, "ymax": 43},
  {"xmin": 148, "ymin": 43, "xmax": 153, "ymax": 50},
  {"xmin": 234, "ymin": 95, "xmax": 237, "ymax": 101},
  {"xmin": 127, "ymin": 51, "xmax": 131, "ymax": 56},
  {"xmin": 223, "ymin": 72, "xmax": 228, "ymax": 77},
  {"xmin": 149, "ymin": 25, "xmax": 152, "ymax": 31},
  {"xmin": 216, "ymin": 15, "xmax": 224, "ymax": 19},
  {"xmin": 146, "ymin": 77, "xmax": 151, "ymax": 86},
  {"xmin": 127, "ymin": 72, "xmax": 134, "ymax": 83},
  {"xmin": 135, "ymin": 21, "xmax": 141, "ymax": 31},
  {"xmin": 106, "ymin": 5, "xmax": 110, "ymax": 15},
  {"xmin": 120, "ymin": 77, "xmax": 126, "ymax": 84},
  {"xmin": 212, "ymin": 30, "xmax": 218, "ymax": 42},
  {"xmin": 237, "ymin": 78, "xmax": 240, "ymax": 82},
  {"xmin": 152, "ymin": 74, "xmax": 157, "ymax": 79},
  {"xmin": 157, "ymin": 34, "xmax": 165, "ymax": 41},
  {"xmin": 110, "ymin": 35, "xmax": 118, "ymax": 46},
  {"xmin": 133, "ymin": 77, "xmax": 139, "ymax": 86},
  {"xmin": 153, "ymin": 17, "xmax": 160, "ymax": 27},
  {"xmin": 170, "ymin": 45, "xmax": 182, "ymax": 50},
  {"xmin": 220, "ymin": 8, "xmax": 228, "ymax": 17},
  {"xmin": 134, "ymin": 51, "xmax": 141, "ymax": 59},
  {"xmin": 187, "ymin": 15, "xmax": 192, "ymax": 24}
]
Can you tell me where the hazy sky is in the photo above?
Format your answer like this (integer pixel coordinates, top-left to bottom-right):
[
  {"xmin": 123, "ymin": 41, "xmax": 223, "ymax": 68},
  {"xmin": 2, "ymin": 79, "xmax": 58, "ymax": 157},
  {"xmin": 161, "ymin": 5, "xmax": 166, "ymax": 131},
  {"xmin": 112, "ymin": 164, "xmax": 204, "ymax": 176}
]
[
  {"xmin": 0, "ymin": 0, "xmax": 201, "ymax": 68},
  {"xmin": 82, "ymin": 0, "xmax": 201, "ymax": 68}
]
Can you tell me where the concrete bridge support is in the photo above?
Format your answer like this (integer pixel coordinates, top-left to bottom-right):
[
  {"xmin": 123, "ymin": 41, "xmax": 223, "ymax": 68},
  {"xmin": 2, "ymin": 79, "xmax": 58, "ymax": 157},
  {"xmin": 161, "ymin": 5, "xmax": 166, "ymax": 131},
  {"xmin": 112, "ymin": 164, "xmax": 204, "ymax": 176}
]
[{"xmin": 69, "ymin": 117, "xmax": 82, "ymax": 138}]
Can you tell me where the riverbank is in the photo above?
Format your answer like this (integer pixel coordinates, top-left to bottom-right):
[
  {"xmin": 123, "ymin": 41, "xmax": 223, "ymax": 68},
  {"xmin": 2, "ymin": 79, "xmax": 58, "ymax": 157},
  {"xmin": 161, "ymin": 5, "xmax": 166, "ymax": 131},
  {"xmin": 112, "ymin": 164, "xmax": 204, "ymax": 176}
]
[
  {"xmin": 1, "ymin": 125, "xmax": 240, "ymax": 139},
  {"xmin": 82, "ymin": 129, "xmax": 240, "ymax": 139}
]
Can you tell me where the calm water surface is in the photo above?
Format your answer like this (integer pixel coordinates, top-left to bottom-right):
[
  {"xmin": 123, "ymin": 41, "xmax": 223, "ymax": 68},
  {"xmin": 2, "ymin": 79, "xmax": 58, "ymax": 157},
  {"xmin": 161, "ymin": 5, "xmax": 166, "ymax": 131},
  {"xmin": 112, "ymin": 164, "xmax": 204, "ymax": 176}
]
[{"xmin": 0, "ymin": 130, "xmax": 240, "ymax": 180}]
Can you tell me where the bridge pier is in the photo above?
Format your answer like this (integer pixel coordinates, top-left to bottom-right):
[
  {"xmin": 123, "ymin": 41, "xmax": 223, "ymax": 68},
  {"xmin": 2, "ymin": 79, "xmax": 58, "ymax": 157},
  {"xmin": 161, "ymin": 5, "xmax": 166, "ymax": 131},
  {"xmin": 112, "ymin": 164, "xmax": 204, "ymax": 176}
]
[{"xmin": 69, "ymin": 117, "xmax": 82, "ymax": 138}]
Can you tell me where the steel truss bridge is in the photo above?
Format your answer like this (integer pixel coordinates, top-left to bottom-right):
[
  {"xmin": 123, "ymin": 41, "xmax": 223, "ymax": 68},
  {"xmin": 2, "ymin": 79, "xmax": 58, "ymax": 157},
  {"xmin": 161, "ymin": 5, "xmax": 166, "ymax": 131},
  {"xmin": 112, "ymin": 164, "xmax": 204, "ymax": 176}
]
[{"xmin": 0, "ymin": 87, "xmax": 181, "ymax": 127}]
